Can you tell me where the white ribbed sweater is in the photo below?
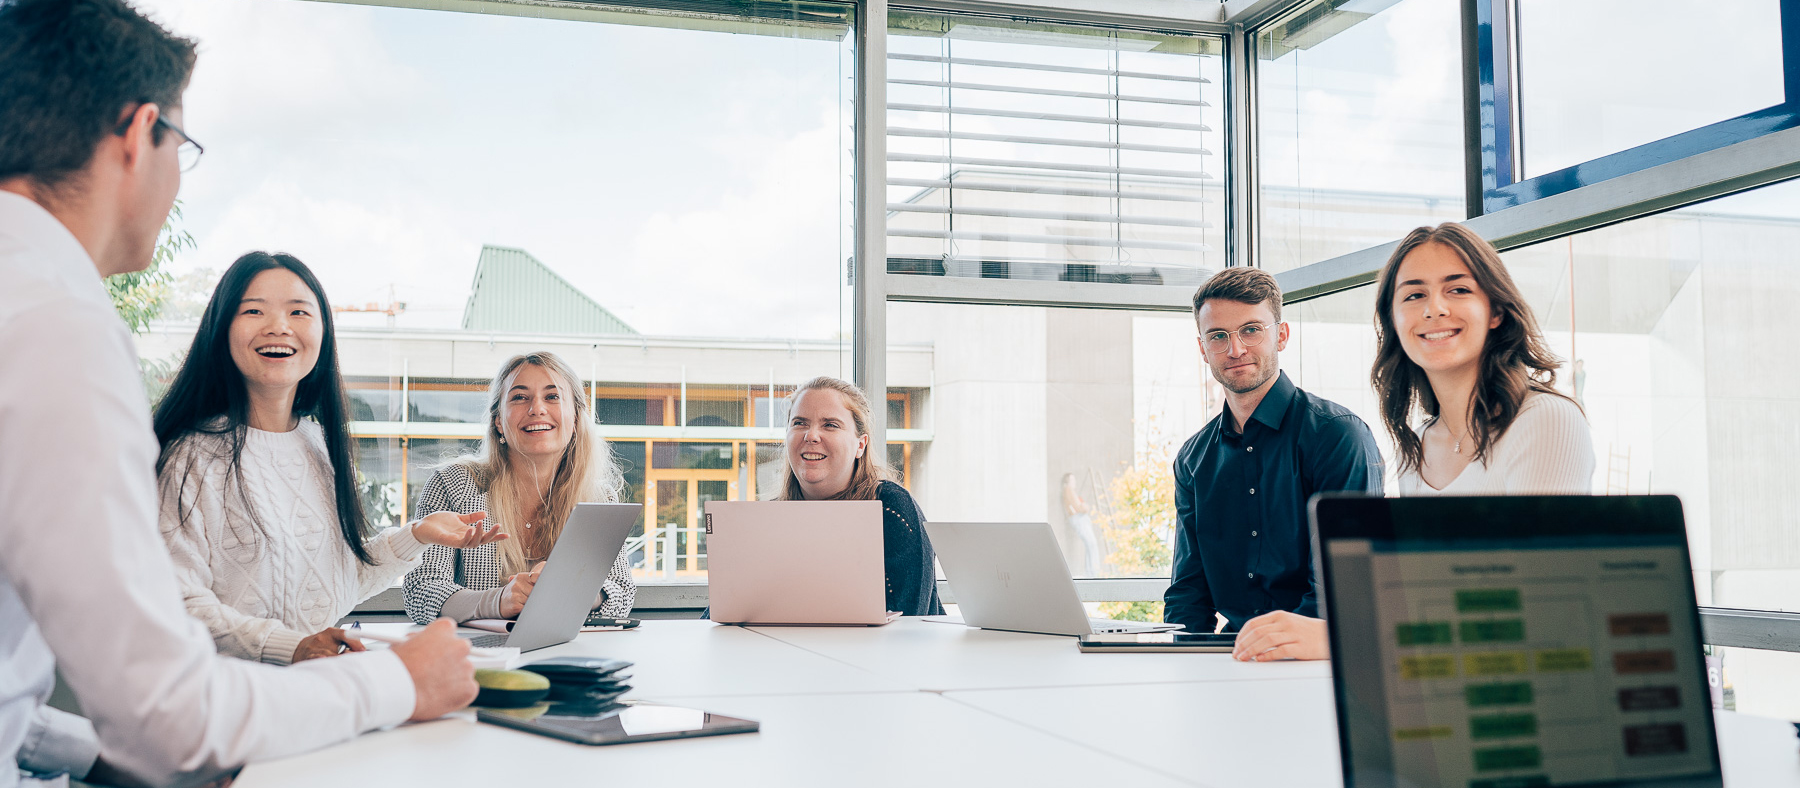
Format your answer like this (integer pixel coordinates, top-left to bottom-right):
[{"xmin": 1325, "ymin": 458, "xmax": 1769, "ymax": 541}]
[
  {"xmin": 1398, "ymin": 392, "xmax": 1596, "ymax": 495},
  {"xmin": 158, "ymin": 419, "xmax": 426, "ymax": 665}
]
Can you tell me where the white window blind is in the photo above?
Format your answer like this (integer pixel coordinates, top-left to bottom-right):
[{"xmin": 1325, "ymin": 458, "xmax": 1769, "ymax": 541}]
[{"xmin": 885, "ymin": 14, "xmax": 1224, "ymax": 286}]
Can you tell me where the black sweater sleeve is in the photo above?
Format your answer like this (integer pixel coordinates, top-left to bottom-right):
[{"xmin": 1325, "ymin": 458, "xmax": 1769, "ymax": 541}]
[{"xmin": 875, "ymin": 481, "xmax": 944, "ymax": 616}]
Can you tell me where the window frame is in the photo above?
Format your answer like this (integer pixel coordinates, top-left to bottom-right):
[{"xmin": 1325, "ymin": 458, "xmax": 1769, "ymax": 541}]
[
  {"xmin": 266, "ymin": 1, "xmax": 1800, "ymax": 647},
  {"xmin": 1467, "ymin": 0, "xmax": 1800, "ymax": 215},
  {"xmin": 1257, "ymin": 0, "xmax": 1800, "ymax": 653}
]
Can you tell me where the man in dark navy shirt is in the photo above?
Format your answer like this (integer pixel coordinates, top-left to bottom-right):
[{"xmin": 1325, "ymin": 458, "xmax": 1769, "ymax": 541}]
[{"xmin": 1163, "ymin": 268, "xmax": 1383, "ymax": 661}]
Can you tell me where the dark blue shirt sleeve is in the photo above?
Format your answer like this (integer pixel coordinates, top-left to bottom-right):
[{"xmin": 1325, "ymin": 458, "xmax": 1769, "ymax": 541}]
[
  {"xmin": 1295, "ymin": 414, "xmax": 1385, "ymax": 618},
  {"xmin": 1163, "ymin": 456, "xmax": 1217, "ymax": 633}
]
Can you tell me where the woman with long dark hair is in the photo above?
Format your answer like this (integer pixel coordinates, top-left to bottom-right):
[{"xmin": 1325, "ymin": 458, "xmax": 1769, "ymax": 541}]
[
  {"xmin": 1231, "ymin": 224, "xmax": 1594, "ymax": 664},
  {"xmin": 1371, "ymin": 222, "xmax": 1594, "ymax": 494},
  {"xmin": 156, "ymin": 252, "xmax": 505, "ymax": 665}
]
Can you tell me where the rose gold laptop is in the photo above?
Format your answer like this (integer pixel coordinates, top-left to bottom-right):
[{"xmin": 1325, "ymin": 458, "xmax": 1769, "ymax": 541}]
[{"xmin": 704, "ymin": 500, "xmax": 900, "ymax": 626}]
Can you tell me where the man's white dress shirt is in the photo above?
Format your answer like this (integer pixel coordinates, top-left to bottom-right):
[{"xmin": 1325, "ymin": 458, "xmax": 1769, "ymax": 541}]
[{"xmin": 0, "ymin": 191, "xmax": 415, "ymax": 786}]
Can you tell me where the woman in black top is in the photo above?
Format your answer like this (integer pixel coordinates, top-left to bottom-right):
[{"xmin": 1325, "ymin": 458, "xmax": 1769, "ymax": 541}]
[{"xmin": 776, "ymin": 376, "xmax": 942, "ymax": 617}]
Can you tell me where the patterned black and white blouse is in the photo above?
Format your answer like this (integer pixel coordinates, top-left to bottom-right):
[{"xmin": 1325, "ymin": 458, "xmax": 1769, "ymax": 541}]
[{"xmin": 402, "ymin": 463, "xmax": 635, "ymax": 625}]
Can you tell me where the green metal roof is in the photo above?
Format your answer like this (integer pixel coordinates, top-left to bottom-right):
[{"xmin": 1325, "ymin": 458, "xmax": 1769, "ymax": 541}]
[{"xmin": 461, "ymin": 245, "xmax": 637, "ymax": 336}]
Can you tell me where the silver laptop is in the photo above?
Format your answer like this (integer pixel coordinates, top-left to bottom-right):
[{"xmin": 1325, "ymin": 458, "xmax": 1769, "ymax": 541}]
[
  {"xmin": 706, "ymin": 500, "xmax": 900, "ymax": 626},
  {"xmin": 926, "ymin": 522, "xmax": 1181, "ymax": 637},
  {"xmin": 466, "ymin": 502, "xmax": 641, "ymax": 651}
]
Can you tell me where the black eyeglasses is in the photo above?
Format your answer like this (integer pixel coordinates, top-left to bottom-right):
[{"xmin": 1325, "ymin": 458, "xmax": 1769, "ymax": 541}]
[
  {"xmin": 114, "ymin": 109, "xmax": 204, "ymax": 173},
  {"xmin": 156, "ymin": 116, "xmax": 204, "ymax": 173}
]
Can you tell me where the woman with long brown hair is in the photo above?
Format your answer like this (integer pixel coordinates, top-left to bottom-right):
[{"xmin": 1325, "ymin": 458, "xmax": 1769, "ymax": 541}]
[
  {"xmin": 1372, "ymin": 222, "xmax": 1594, "ymax": 494},
  {"xmin": 1236, "ymin": 223, "xmax": 1596, "ymax": 664},
  {"xmin": 775, "ymin": 376, "xmax": 942, "ymax": 616},
  {"xmin": 403, "ymin": 351, "xmax": 634, "ymax": 624}
]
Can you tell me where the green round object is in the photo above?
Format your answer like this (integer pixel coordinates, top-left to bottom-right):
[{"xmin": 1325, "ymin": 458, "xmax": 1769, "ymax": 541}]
[{"xmin": 473, "ymin": 668, "xmax": 552, "ymax": 708}]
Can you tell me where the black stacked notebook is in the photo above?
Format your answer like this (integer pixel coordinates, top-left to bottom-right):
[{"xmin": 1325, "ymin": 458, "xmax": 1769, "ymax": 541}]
[{"xmin": 520, "ymin": 656, "xmax": 635, "ymax": 712}]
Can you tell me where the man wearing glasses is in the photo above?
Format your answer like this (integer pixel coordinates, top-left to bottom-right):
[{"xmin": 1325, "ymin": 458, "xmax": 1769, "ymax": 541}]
[
  {"xmin": 0, "ymin": 1, "xmax": 476, "ymax": 785},
  {"xmin": 1162, "ymin": 268, "xmax": 1384, "ymax": 661}
]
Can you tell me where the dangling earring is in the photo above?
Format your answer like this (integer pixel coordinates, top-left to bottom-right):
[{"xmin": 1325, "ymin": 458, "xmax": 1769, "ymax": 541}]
[{"xmin": 499, "ymin": 435, "xmax": 506, "ymax": 444}]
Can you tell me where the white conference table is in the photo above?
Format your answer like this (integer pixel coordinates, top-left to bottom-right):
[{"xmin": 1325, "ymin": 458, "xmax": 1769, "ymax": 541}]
[{"xmin": 237, "ymin": 619, "xmax": 1800, "ymax": 788}]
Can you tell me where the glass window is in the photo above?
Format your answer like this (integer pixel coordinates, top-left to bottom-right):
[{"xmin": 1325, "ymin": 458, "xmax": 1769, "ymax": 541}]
[
  {"xmin": 653, "ymin": 441, "xmax": 735, "ymax": 471},
  {"xmin": 406, "ymin": 438, "xmax": 480, "ymax": 516},
  {"xmin": 346, "ymin": 381, "xmax": 401, "ymax": 422},
  {"xmin": 1494, "ymin": 179, "xmax": 1800, "ymax": 609},
  {"xmin": 1506, "ymin": 183, "xmax": 1800, "ymax": 719},
  {"xmin": 1514, "ymin": 0, "xmax": 1786, "ymax": 179},
  {"xmin": 406, "ymin": 385, "xmax": 486, "ymax": 424},
  {"xmin": 1287, "ymin": 177, "xmax": 1800, "ymax": 720},
  {"xmin": 683, "ymin": 394, "xmax": 747, "ymax": 428},
  {"xmin": 124, "ymin": 0, "xmax": 857, "ymax": 589},
  {"xmin": 887, "ymin": 11, "xmax": 1225, "ymax": 285},
  {"xmin": 594, "ymin": 397, "xmax": 655, "ymax": 427},
  {"xmin": 888, "ymin": 301, "xmax": 1219, "ymax": 580},
  {"xmin": 754, "ymin": 442, "xmax": 788, "ymax": 499},
  {"xmin": 611, "ymin": 440, "xmax": 647, "ymax": 507},
  {"xmin": 886, "ymin": 443, "xmax": 908, "ymax": 486},
  {"xmin": 753, "ymin": 393, "xmax": 793, "ymax": 428},
  {"xmin": 354, "ymin": 436, "xmax": 404, "ymax": 529},
  {"xmin": 1256, "ymin": 0, "xmax": 1467, "ymax": 272},
  {"xmin": 1281, "ymin": 284, "xmax": 1393, "ymax": 485}
]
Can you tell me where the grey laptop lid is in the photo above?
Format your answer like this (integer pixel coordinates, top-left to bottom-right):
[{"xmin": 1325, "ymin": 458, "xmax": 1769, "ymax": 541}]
[
  {"xmin": 504, "ymin": 502, "xmax": 642, "ymax": 652},
  {"xmin": 706, "ymin": 500, "xmax": 891, "ymax": 626},
  {"xmin": 926, "ymin": 522, "xmax": 1174, "ymax": 637}
]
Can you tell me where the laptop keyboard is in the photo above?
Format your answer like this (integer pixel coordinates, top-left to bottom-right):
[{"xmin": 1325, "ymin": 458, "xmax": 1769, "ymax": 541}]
[{"xmin": 466, "ymin": 633, "xmax": 509, "ymax": 648}]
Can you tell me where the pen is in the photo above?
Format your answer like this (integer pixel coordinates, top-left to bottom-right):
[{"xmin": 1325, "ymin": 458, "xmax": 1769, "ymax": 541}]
[
  {"xmin": 585, "ymin": 618, "xmax": 640, "ymax": 628},
  {"xmin": 346, "ymin": 622, "xmax": 516, "ymax": 664},
  {"xmin": 344, "ymin": 622, "xmax": 406, "ymax": 645}
]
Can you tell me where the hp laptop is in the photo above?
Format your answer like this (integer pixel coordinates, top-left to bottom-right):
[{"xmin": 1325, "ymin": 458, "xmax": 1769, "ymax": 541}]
[
  {"xmin": 926, "ymin": 522, "xmax": 1180, "ymax": 636},
  {"xmin": 1313, "ymin": 494, "xmax": 1722, "ymax": 788},
  {"xmin": 465, "ymin": 502, "xmax": 642, "ymax": 651},
  {"xmin": 706, "ymin": 500, "xmax": 900, "ymax": 626}
]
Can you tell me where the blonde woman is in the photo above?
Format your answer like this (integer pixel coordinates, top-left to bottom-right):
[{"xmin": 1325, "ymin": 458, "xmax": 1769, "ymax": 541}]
[
  {"xmin": 403, "ymin": 352, "xmax": 634, "ymax": 624},
  {"xmin": 775, "ymin": 376, "xmax": 942, "ymax": 616}
]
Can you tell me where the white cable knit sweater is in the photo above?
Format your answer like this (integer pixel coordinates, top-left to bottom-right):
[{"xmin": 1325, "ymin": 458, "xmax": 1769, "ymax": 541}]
[
  {"xmin": 1398, "ymin": 391, "xmax": 1596, "ymax": 495},
  {"xmin": 158, "ymin": 419, "xmax": 426, "ymax": 665}
]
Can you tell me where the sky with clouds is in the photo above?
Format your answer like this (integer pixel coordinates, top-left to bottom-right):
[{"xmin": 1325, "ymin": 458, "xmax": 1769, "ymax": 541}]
[
  {"xmin": 134, "ymin": 0, "xmax": 1796, "ymax": 343},
  {"xmin": 136, "ymin": 0, "xmax": 854, "ymax": 338}
]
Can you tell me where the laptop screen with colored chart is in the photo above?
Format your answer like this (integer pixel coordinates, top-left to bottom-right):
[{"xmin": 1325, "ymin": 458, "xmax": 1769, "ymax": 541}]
[{"xmin": 1313, "ymin": 495, "xmax": 1721, "ymax": 788}]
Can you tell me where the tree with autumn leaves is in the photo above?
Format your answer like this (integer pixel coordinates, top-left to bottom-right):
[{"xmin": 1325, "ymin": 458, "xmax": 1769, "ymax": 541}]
[{"xmin": 1094, "ymin": 439, "xmax": 1178, "ymax": 622}]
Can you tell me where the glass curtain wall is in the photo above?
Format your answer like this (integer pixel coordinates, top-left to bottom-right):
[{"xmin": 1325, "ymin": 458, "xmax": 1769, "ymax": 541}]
[
  {"xmin": 879, "ymin": 11, "xmax": 1225, "ymax": 622},
  {"xmin": 889, "ymin": 302, "xmax": 1223, "ymax": 597},
  {"xmin": 1256, "ymin": 0, "xmax": 1467, "ymax": 272},
  {"xmin": 1513, "ymin": 0, "xmax": 1786, "ymax": 180},
  {"xmin": 127, "ymin": 0, "xmax": 857, "ymax": 584},
  {"xmin": 1283, "ymin": 177, "xmax": 1800, "ymax": 721}
]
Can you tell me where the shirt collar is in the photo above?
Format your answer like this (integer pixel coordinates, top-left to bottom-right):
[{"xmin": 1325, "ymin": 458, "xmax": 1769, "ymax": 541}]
[
  {"xmin": 0, "ymin": 190, "xmax": 108, "ymax": 306},
  {"xmin": 1246, "ymin": 370, "xmax": 1298, "ymax": 432}
]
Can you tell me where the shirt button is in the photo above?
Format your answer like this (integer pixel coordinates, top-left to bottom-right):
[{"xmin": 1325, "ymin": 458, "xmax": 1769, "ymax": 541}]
[
  {"xmin": 1249, "ymin": 488, "xmax": 1256, "ymax": 495},
  {"xmin": 1248, "ymin": 572, "xmax": 1255, "ymax": 579},
  {"xmin": 1246, "ymin": 446, "xmax": 1254, "ymax": 452},
  {"xmin": 1251, "ymin": 531, "xmax": 1258, "ymax": 537}
]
